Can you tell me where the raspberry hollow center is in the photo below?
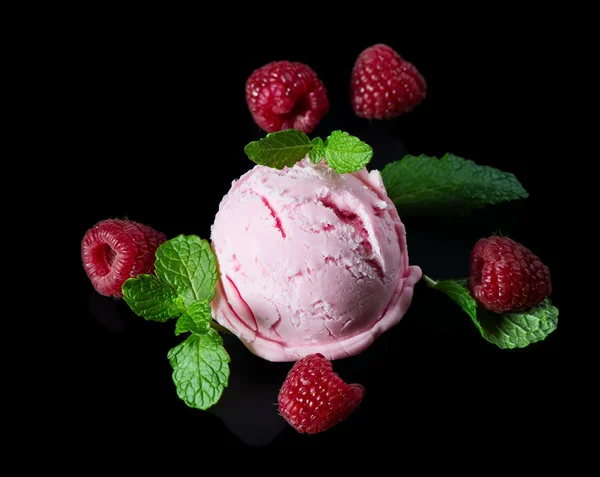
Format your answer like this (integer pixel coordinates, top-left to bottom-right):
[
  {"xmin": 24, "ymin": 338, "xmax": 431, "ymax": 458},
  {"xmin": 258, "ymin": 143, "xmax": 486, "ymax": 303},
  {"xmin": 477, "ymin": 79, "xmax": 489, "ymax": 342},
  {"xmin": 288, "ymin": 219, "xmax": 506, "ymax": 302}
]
[
  {"xmin": 283, "ymin": 94, "xmax": 311, "ymax": 129},
  {"xmin": 93, "ymin": 243, "xmax": 117, "ymax": 277}
]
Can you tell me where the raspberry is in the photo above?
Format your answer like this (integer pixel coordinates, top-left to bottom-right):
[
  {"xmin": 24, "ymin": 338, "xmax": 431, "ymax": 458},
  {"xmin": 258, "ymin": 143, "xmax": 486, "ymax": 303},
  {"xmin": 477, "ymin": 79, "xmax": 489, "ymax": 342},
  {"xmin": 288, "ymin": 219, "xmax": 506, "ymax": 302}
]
[
  {"xmin": 467, "ymin": 236, "xmax": 552, "ymax": 313},
  {"xmin": 277, "ymin": 353, "xmax": 365, "ymax": 434},
  {"xmin": 245, "ymin": 61, "xmax": 329, "ymax": 134},
  {"xmin": 81, "ymin": 219, "xmax": 167, "ymax": 298},
  {"xmin": 351, "ymin": 43, "xmax": 426, "ymax": 120}
]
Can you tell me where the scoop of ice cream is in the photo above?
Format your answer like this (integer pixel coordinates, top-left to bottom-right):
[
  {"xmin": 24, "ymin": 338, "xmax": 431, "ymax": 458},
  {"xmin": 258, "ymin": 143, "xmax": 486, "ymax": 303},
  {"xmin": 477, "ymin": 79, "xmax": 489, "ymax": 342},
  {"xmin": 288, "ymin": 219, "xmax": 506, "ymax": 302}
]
[{"xmin": 210, "ymin": 158, "xmax": 421, "ymax": 362}]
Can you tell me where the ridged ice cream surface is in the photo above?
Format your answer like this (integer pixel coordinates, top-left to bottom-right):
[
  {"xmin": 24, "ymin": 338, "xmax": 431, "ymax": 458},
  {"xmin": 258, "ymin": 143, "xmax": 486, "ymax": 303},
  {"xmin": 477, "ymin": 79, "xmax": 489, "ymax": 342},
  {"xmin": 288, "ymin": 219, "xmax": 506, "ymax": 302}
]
[{"xmin": 210, "ymin": 158, "xmax": 421, "ymax": 361}]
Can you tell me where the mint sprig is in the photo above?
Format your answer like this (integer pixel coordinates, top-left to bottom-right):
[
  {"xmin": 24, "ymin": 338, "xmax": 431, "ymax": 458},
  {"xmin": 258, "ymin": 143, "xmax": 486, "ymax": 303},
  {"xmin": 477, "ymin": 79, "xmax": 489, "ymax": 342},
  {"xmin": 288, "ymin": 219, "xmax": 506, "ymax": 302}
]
[
  {"xmin": 244, "ymin": 129, "xmax": 373, "ymax": 174},
  {"xmin": 424, "ymin": 276, "xmax": 558, "ymax": 349},
  {"xmin": 122, "ymin": 234, "xmax": 229, "ymax": 411},
  {"xmin": 381, "ymin": 153, "xmax": 528, "ymax": 217}
]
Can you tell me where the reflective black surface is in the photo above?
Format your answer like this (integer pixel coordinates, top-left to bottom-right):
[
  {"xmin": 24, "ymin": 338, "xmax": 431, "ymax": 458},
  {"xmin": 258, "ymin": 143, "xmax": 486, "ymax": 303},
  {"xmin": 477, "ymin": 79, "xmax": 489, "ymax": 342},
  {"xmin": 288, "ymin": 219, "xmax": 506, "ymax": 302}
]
[{"xmin": 66, "ymin": 22, "xmax": 561, "ymax": 454}]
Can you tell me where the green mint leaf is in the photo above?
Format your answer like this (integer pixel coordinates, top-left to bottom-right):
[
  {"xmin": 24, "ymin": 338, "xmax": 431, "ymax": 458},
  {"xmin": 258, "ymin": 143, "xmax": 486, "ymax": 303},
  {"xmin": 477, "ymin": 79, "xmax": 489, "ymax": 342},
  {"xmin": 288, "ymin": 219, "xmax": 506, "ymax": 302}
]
[
  {"xmin": 167, "ymin": 329, "xmax": 230, "ymax": 410},
  {"xmin": 154, "ymin": 235, "xmax": 218, "ymax": 308},
  {"xmin": 309, "ymin": 137, "xmax": 325, "ymax": 164},
  {"xmin": 122, "ymin": 274, "xmax": 184, "ymax": 322},
  {"xmin": 311, "ymin": 137, "xmax": 324, "ymax": 148},
  {"xmin": 309, "ymin": 147, "xmax": 325, "ymax": 164},
  {"xmin": 425, "ymin": 277, "xmax": 558, "ymax": 349},
  {"xmin": 476, "ymin": 299, "xmax": 559, "ymax": 349},
  {"xmin": 175, "ymin": 299, "xmax": 212, "ymax": 336},
  {"xmin": 244, "ymin": 129, "xmax": 312, "ymax": 169},
  {"xmin": 381, "ymin": 153, "xmax": 529, "ymax": 217},
  {"xmin": 323, "ymin": 130, "xmax": 373, "ymax": 173}
]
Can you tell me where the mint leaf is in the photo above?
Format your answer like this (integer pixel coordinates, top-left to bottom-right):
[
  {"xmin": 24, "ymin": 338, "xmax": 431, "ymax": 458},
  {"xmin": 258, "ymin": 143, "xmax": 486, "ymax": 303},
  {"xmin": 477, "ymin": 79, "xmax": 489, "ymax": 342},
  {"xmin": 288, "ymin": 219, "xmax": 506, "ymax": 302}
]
[
  {"xmin": 309, "ymin": 137, "xmax": 325, "ymax": 164},
  {"xmin": 323, "ymin": 130, "xmax": 373, "ymax": 173},
  {"xmin": 425, "ymin": 277, "xmax": 558, "ymax": 349},
  {"xmin": 154, "ymin": 235, "xmax": 218, "ymax": 308},
  {"xmin": 477, "ymin": 300, "xmax": 559, "ymax": 349},
  {"xmin": 381, "ymin": 153, "xmax": 529, "ymax": 217},
  {"xmin": 122, "ymin": 274, "xmax": 184, "ymax": 322},
  {"xmin": 243, "ymin": 129, "xmax": 376, "ymax": 174},
  {"xmin": 311, "ymin": 137, "xmax": 324, "ymax": 148},
  {"xmin": 244, "ymin": 129, "xmax": 312, "ymax": 169},
  {"xmin": 167, "ymin": 329, "xmax": 230, "ymax": 410},
  {"xmin": 175, "ymin": 299, "xmax": 212, "ymax": 336}
]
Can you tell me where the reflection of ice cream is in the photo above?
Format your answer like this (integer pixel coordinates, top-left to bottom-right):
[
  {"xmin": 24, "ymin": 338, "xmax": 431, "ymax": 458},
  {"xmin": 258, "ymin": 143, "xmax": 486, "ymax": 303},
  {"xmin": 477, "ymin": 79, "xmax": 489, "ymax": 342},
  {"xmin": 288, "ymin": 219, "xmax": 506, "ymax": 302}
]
[{"xmin": 210, "ymin": 158, "xmax": 421, "ymax": 362}]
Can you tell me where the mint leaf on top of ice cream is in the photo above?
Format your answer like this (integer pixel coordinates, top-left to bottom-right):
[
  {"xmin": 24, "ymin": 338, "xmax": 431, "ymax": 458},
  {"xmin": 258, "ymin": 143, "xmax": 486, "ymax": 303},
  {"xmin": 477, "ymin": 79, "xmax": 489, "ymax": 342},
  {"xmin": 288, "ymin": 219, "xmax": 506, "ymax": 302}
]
[
  {"xmin": 381, "ymin": 153, "xmax": 529, "ymax": 217},
  {"xmin": 244, "ymin": 129, "xmax": 373, "ymax": 174},
  {"xmin": 244, "ymin": 129, "xmax": 313, "ymax": 169},
  {"xmin": 309, "ymin": 137, "xmax": 325, "ymax": 164},
  {"xmin": 323, "ymin": 130, "xmax": 372, "ymax": 173},
  {"xmin": 424, "ymin": 277, "xmax": 558, "ymax": 349}
]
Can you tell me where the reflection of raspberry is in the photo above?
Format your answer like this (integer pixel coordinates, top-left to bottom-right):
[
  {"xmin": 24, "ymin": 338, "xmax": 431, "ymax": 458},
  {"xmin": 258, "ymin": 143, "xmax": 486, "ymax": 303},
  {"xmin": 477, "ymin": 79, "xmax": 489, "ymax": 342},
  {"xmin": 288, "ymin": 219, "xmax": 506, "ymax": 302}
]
[
  {"xmin": 468, "ymin": 236, "xmax": 552, "ymax": 312},
  {"xmin": 351, "ymin": 43, "xmax": 426, "ymax": 120},
  {"xmin": 81, "ymin": 219, "xmax": 166, "ymax": 298},
  {"xmin": 245, "ymin": 61, "xmax": 329, "ymax": 133},
  {"xmin": 278, "ymin": 353, "xmax": 365, "ymax": 434}
]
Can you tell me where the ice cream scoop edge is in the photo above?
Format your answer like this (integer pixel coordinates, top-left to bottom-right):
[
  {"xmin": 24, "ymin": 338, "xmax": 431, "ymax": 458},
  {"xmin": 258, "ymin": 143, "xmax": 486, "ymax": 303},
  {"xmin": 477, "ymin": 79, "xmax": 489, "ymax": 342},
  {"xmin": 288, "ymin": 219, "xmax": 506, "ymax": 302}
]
[{"xmin": 211, "ymin": 265, "xmax": 422, "ymax": 362}]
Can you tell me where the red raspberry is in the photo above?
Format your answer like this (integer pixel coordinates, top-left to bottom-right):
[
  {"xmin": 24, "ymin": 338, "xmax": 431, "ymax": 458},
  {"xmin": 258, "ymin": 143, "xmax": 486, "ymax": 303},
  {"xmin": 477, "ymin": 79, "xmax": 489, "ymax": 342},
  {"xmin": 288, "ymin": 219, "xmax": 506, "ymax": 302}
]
[
  {"xmin": 81, "ymin": 219, "xmax": 167, "ymax": 298},
  {"xmin": 245, "ymin": 61, "xmax": 329, "ymax": 134},
  {"xmin": 277, "ymin": 353, "xmax": 365, "ymax": 434},
  {"xmin": 467, "ymin": 236, "xmax": 552, "ymax": 313},
  {"xmin": 351, "ymin": 43, "xmax": 426, "ymax": 120}
]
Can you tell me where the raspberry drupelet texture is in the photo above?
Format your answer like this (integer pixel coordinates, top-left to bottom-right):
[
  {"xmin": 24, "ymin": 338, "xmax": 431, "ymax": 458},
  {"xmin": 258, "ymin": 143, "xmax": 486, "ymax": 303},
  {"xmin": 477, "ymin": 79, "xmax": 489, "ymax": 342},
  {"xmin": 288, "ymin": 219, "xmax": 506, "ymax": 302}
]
[
  {"xmin": 351, "ymin": 43, "xmax": 426, "ymax": 120},
  {"xmin": 467, "ymin": 236, "xmax": 552, "ymax": 312},
  {"xmin": 245, "ymin": 61, "xmax": 329, "ymax": 134},
  {"xmin": 81, "ymin": 219, "xmax": 167, "ymax": 298},
  {"xmin": 278, "ymin": 353, "xmax": 365, "ymax": 434}
]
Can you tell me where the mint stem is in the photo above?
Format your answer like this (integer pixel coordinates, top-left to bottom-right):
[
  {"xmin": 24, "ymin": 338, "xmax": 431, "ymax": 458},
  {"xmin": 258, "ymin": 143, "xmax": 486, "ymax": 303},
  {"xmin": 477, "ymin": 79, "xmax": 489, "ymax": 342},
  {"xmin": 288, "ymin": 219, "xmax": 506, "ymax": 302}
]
[
  {"xmin": 210, "ymin": 321, "xmax": 230, "ymax": 334},
  {"xmin": 423, "ymin": 275, "xmax": 438, "ymax": 287}
]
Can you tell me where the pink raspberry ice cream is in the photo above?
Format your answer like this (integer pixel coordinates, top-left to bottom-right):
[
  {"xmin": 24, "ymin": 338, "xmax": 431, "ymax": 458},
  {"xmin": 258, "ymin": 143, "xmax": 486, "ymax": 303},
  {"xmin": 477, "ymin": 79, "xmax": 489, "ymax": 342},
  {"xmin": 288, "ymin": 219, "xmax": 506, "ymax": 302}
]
[{"xmin": 210, "ymin": 158, "xmax": 421, "ymax": 362}]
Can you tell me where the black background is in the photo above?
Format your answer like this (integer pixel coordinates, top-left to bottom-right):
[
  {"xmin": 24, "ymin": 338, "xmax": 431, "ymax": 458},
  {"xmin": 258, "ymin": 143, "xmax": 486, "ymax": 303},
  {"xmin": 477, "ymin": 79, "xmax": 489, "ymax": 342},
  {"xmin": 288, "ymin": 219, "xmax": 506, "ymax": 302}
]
[{"xmin": 64, "ymin": 18, "xmax": 561, "ymax": 456}]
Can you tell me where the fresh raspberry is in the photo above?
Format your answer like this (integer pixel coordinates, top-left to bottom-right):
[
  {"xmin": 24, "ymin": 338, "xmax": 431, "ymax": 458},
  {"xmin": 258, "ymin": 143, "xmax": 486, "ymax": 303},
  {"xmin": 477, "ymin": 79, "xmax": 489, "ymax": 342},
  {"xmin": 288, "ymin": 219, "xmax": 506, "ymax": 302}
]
[
  {"xmin": 277, "ymin": 353, "xmax": 365, "ymax": 434},
  {"xmin": 467, "ymin": 236, "xmax": 552, "ymax": 313},
  {"xmin": 351, "ymin": 43, "xmax": 426, "ymax": 120},
  {"xmin": 245, "ymin": 61, "xmax": 329, "ymax": 134},
  {"xmin": 81, "ymin": 219, "xmax": 167, "ymax": 298}
]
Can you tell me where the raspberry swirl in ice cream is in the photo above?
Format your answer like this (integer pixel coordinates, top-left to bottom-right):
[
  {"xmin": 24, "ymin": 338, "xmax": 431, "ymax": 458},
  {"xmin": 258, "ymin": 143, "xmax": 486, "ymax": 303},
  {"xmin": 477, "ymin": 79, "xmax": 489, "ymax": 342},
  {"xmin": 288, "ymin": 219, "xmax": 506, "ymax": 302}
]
[{"xmin": 210, "ymin": 158, "xmax": 421, "ymax": 361}]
